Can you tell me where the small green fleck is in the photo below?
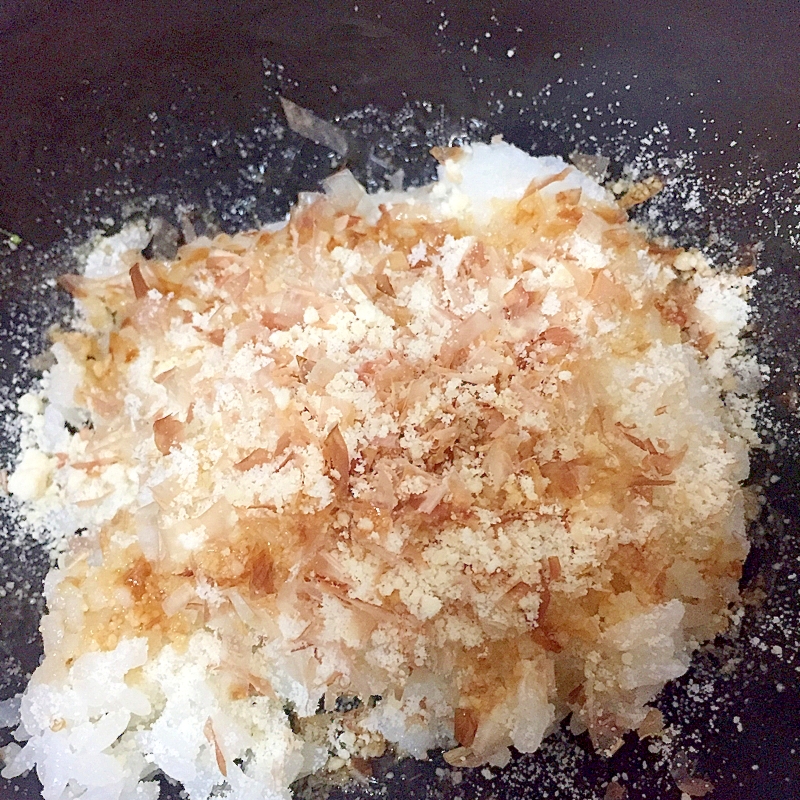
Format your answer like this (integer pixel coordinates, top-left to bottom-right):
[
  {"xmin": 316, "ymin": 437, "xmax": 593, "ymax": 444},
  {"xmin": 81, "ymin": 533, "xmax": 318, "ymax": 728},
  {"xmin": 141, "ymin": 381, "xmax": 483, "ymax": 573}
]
[{"xmin": 0, "ymin": 227, "xmax": 23, "ymax": 247}]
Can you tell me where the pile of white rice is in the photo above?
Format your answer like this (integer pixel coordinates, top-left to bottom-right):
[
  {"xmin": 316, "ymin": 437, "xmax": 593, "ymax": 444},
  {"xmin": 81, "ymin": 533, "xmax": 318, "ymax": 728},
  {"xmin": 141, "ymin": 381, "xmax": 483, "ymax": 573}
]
[{"xmin": 1, "ymin": 140, "xmax": 759, "ymax": 799}]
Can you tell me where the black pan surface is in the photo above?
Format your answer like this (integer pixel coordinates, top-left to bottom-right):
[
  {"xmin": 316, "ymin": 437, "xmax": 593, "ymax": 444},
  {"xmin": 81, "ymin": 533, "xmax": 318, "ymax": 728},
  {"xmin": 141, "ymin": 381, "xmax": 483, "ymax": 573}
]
[{"xmin": 1, "ymin": 2, "xmax": 799, "ymax": 799}]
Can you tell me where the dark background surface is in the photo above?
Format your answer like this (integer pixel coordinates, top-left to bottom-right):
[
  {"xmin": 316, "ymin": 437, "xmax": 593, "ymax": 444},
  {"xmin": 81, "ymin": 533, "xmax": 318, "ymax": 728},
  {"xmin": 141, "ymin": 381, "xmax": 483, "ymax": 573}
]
[
  {"xmin": 1, "ymin": 2, "xmax": 800, "ymax": 799},
  {"xmin": 1, "ymin": 0, "xmax": 799, "ymax": 248}
]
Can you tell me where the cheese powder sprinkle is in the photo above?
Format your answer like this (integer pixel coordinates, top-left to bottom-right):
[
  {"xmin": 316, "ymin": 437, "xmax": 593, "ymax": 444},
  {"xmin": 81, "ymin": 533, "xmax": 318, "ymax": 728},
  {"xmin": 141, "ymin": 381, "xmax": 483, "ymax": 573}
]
[{"xmin": 2, "ymin": 141, "xmax": 758, "ymax": 800}]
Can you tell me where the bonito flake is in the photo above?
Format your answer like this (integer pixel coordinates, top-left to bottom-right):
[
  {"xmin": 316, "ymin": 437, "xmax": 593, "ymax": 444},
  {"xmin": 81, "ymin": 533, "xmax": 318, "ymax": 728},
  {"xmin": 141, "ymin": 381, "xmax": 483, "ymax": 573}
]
[{"xmin": 2, "ymin": 141, "xmax": 758, "ymax": 799}]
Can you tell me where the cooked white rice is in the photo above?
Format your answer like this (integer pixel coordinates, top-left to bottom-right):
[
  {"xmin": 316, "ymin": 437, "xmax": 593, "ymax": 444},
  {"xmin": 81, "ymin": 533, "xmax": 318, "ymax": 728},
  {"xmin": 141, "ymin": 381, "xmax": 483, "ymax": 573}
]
[{"xmin": 1, "ymin": 141, "xmax": 758, "ymax": 799}]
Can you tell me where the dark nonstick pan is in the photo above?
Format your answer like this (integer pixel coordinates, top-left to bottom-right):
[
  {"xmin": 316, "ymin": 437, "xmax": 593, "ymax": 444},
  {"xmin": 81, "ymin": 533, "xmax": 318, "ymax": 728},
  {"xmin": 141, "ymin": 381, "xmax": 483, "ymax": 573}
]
[{"xmin": 1, "ymin": 2, "xmax": 799, "ymax": 799}]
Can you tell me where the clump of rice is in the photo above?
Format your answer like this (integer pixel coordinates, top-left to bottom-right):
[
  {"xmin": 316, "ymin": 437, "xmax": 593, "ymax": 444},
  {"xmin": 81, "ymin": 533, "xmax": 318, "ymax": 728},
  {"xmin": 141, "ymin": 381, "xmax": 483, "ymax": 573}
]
[{"xmin": 1, "ymin": 140, "xmax": 758, "ymax": 799}]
